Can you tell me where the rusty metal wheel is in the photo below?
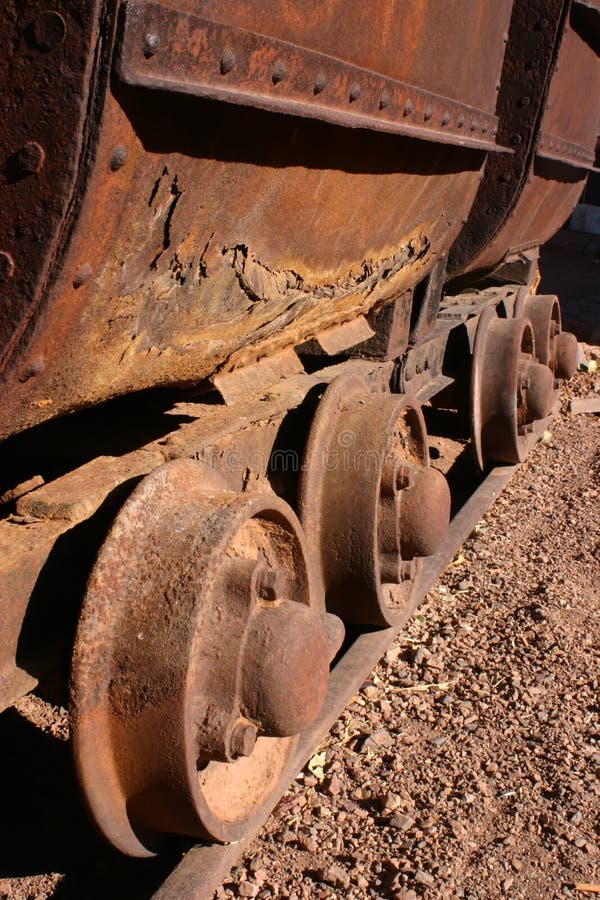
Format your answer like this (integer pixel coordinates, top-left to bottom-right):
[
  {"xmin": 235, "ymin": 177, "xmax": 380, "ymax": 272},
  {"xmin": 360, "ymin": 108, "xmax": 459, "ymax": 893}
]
[
  {"xmin": 71, "ymin": 459, "xmax": 341, "ymax": 857},
  {"xmin": 299, "ymin": 374, "xmax": 450, "ymax": 627},
  {"xmin": 514, "ymin": 290, "xmax": 578, "ymax": 380},
  {"xmin": 470, "ymin": 307, "xmax": 555, "ymax": 469}
]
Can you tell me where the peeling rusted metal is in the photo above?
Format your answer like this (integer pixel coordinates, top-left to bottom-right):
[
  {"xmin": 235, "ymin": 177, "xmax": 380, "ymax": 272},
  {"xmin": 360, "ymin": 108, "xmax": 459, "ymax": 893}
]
[{"xmin": 0, "ymin": 0, "xmax": 512, "ymax": 440}]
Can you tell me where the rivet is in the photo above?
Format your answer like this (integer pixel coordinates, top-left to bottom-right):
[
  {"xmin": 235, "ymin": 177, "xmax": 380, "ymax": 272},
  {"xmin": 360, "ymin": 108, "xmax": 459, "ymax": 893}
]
[
  {"xmin": 481, "ymin": 123, "xmax": 488, "ymax": 134},
  {"xmin": 403, "ymin": 100, "xmax": 413, "ymax": 117},
  {"xmin": 73, "ymin": 262, "xmax": 92, "ymax": 288},
  {"xmin": 110, "ymin": 145, "xmax": 128, "ymax": 171},
  {"xmin": 349, "ymin": 83, "xmax": 361, "ymax": 102},
  {"xmin": 457, "ymin": 115, "xmax": 464, "ymax": 128},
  {"xmin": 220, "ymin": 49, "xmax": 236, "ymax": 75},
  {"xmin": 493, "ymin": 127, "xmax": 498, "ymax": 137},
  {"xmin": 143, "ymin": 32, "xmax": 160, "ymax": 56},
  {"xmin": 441, "ymin": 112, "xmax": 450, "ymax": 126},
  {"xmin": 272, "ymin": 60, "xmax": 287, "ymax": 84},
  {"xmin": 503, "ymin": 32, "xmax": 509, "ymax": 43},
  {"xmin": 379, "ymin": 90, "xmax": 390, "ymax": 110},
  {"xmin": 31, "ymin": 11, "xmax": 66, "ymax": 51},
  {"xmin": 314, "ymin": 72, "xmax": 327, "ymax": 94},
  {"xmin": 424, "ymin": 106, "xmax": 432, "ymax": 121},
  {"xmin": 15, "ymin": 142, "xmax": 45, "ymax": 176},
  {"xmin": 18, "ymin": 357, "xmax": 45, "ymax": 382},
  {"xmin": 0, "ymin": 252, "xmax": 15, "ymax": 282},
  {"xmin": 470, "ymin": 120, "xmax": 478, "ymax": 132}
]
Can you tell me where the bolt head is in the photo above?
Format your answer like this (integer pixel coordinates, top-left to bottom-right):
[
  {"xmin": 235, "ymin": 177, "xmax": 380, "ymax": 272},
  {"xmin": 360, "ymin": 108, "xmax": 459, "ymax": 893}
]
[
  {"xmin": 143, "ymin": 32, "xmax": 160, "ymax": 56},
  {"xmin": 0, "ymin": 251, "xmax": 15, "ymax": 282},
  {"xmin": 73, "ymin": 262, "xmax": 93, "ymax": 288},
  {"xmin": 255, "ymin": 564, "xmax": 287, "ymax": 604},
  {"xmin": 220, "ymin": 49, "xmax": 237, "ymax": 75},
  {"xmin": 31, "ymin": 11, "xmax": 66, "ymax": 51},
  {"xmin": 15, "ymin": 142, "xmax": 45, "ymax": 176},
  {"xmin": 272, "ymin": 60, "xmax": 287, "ymax": 84},
  {"xmin": 230, "ymin": 721, "xmax": 257, "ymax": 759},
  {"xmin": 110, "ymin": 146, "xmax": 128, "ymax": 171},
  {"xmin": 314, "ymin": 72, "xmax": 327, "ymax": 94}
]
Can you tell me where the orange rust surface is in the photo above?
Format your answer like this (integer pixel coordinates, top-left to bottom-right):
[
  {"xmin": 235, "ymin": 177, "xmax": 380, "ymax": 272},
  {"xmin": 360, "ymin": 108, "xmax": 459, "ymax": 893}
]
[{"xmin": 0, "ymin": 0, "xmax": 512, "ymax": 440}]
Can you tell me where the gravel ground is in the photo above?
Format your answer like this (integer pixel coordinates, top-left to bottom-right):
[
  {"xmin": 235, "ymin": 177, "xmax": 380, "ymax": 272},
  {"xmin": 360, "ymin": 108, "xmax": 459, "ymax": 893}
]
[
  {"xmin": 216, "ymin": 364, "xmax": 600, "ymax": 900},
  {"xmin": 0, "ymin": 362, "xmax": 597, "ymax": 900}
]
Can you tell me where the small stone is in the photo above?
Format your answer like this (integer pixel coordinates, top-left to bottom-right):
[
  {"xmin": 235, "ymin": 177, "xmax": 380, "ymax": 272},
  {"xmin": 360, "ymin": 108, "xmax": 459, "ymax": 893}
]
[
  {"xmin": 361, "ymin": 728, "xmax": 394, "ymax": 751},
  {"xmin": 415, "ymin": 870, "xmax": 435, "ymax": 888},
  {"xmin": 319, "ymin": 864, "xmax": 351, "ymax": 889},
  {"xmin": 362, "ymin": 684, "xmax": 379, "ymax": 699},
  {"xmin": 390, "ymin": 813, "xmax": 416, "ymax": 831},
  {"xmin": 300, "ymin": 837, "xmax": 318, "ymax": 853},
  {"xmin": 383, "ymin": 791, "xmax": 402, "ymax": 811},
  {"xmin": 238, "ymin": 882, "xmax": 260, "ymax": 898},
  {"xmin": 326, "ymin": 774, "xmax": 342, "ymax": 796},
  {"xmin": 413, "ymin": 646, "xmax": 426, "ymax": 665}
]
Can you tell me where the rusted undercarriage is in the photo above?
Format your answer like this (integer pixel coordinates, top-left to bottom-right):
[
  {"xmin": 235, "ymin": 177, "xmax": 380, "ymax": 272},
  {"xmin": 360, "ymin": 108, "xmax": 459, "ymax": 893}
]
[{"xmin": 0, "ymin": 0, "xmax": 599, "ymax": 893}]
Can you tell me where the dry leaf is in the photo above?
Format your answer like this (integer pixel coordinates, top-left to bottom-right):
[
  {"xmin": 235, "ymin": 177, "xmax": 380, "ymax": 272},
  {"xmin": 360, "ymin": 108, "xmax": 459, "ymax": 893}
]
[{"xmin": 307, "ymin": 751, "xmax": 326, "ymax": 781}]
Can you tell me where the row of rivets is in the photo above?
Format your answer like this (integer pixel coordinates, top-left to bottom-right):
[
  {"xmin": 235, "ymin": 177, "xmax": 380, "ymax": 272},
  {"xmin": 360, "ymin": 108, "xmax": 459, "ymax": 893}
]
[
  {"xmin": 540, "ymin": 137, "xmax": 592, "ymax": 163},
  {"xmin": 141, "ymin": 32, "xmax": 496, "ymax": 137}
]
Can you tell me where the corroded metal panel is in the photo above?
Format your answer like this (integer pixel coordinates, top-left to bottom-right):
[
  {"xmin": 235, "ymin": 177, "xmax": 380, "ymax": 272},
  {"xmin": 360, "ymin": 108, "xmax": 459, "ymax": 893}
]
[
  {"xmin": 0, "ymin": 0, "xmax": 113, "ymax": 365},
  {"xmin": 116, "ymin": 2, "xmax": 502, "ymax": 151},
  {"xmin": 450, "ymin": 0, "xmax": 600, "ymax": 283},
  {"xmin": 0, "ymin": 0, "xmax": 512, "ymax": 440}
]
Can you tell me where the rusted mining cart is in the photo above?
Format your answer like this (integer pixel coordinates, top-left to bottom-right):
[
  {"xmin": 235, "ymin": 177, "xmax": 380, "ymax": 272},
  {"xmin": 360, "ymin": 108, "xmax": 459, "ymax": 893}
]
[{"xmin": 0, "ymin": 0, "xmax": 598, "ymax": 892}]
